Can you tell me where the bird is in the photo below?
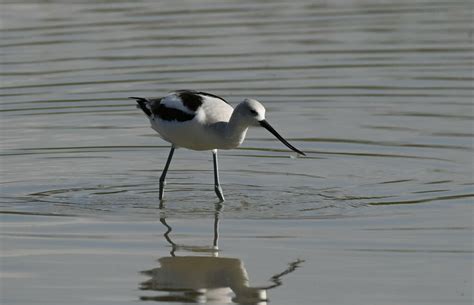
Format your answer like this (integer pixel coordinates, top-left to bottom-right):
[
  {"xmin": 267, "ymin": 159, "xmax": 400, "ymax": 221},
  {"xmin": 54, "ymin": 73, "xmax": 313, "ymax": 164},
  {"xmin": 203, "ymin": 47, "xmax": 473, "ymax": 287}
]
[{"xmin": 131, "ymin": 90, "xmax": 305, "ymax": 201}]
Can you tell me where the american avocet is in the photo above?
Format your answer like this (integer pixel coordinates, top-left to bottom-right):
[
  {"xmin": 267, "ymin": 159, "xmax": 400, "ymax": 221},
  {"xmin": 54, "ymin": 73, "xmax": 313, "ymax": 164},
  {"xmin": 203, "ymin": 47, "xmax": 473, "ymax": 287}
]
[{"xmin": 131, "ymin": 90, "xmax": 305, "ymax": 201}]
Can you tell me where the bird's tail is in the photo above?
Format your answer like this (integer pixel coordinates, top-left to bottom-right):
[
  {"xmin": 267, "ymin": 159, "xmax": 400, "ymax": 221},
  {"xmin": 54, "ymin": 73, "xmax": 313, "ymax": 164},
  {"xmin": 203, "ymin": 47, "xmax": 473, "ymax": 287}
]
[{"xmin": 129, "ymin": 97, "xmax": 152, "ymax": 117}]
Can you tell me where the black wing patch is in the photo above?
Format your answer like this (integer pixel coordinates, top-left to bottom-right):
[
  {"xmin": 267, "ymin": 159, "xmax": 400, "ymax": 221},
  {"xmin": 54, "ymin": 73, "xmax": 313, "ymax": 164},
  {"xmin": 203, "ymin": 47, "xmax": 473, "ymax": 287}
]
[
  {"xmin": 155, "ymin": 104, "xmax": 195, "ymax": 122},
  {"xmin": 131, "ymin": 96, "xmax": 195, "ymax": 122},
  {"xmin": 175, "ymin": 90, "xmax": 203, "ymax": 111}
]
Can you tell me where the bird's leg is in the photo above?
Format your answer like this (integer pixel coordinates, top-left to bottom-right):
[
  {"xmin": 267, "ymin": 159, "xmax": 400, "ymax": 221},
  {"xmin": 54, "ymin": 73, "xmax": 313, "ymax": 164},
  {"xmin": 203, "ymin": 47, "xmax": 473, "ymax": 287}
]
[
  {"xmin": 159, "ymin": 146, "xmax": 175, "ymax": 200},
  {"xmin": 212, "ymin": 150, "xmax": 225, "ymax": 202}
]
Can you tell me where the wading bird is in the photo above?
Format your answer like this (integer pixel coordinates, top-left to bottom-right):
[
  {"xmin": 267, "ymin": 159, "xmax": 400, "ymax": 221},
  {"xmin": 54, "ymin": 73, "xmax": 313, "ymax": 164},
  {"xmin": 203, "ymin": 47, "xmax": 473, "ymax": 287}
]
[{"xmin": 131, "ymin": 90, "xmax": 305, "ymax": 201}]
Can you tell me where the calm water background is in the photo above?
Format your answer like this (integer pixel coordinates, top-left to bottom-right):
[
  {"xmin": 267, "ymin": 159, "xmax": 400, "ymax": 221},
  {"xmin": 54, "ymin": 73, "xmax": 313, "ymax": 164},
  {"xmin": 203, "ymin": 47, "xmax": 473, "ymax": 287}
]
[{"xmin": 1, "ymin": 0, "xmax": 472, "ymax": 304}]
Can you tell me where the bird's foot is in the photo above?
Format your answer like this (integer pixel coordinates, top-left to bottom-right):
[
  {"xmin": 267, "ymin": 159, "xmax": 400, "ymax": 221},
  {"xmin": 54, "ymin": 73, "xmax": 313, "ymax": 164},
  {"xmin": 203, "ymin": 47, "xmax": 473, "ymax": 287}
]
[
  {"xmin": 214, "ymin": 185, "xmax": 225, "ymax": 202},
  {"xmin": 159, "ymin": 180, "xmax": 166, "ymax": 200}
]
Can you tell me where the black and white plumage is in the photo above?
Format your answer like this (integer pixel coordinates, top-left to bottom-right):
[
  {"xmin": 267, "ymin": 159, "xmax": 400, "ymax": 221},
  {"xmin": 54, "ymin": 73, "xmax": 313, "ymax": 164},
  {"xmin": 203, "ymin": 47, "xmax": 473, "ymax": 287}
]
[{"xmin": 131, "ymin": 90, "xmax": 305, "ymax": 201}]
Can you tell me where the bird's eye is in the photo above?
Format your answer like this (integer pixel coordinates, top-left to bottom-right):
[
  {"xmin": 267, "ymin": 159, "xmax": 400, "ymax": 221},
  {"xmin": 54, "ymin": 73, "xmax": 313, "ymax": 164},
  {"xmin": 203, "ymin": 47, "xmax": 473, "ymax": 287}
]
[{"xmin": 250, "ymin": 109, "xmax": 258, "ymax": 115}]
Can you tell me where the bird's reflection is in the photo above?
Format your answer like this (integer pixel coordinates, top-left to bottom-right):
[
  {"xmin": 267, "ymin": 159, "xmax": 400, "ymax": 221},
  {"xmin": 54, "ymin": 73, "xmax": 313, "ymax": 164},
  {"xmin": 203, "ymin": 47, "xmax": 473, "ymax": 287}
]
[{"xmin": 139, "ymin": 202, "xmax": 303, "ymax": 304}]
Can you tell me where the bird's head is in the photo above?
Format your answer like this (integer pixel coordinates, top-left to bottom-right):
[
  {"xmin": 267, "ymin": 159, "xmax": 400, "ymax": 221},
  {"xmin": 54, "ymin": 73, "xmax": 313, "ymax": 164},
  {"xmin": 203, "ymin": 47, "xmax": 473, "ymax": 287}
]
[
  {"xmin": 236, "ymin": 98, "xmax": 305, "ymax": 156},
  {"xmin": 238, "ymin": 98, "xmax": 266, "ymax": 125}
]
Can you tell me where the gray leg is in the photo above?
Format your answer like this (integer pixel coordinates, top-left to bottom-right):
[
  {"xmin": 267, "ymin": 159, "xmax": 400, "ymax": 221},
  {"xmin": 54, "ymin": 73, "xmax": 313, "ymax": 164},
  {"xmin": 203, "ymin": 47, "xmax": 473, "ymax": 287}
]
[
  {"xmin": 159, "ymin": 146, "xmax": 175, "ymax": 200},
  {"xmin": 212, "ymin": 150, "xmax": 225, "ymax": 202}
]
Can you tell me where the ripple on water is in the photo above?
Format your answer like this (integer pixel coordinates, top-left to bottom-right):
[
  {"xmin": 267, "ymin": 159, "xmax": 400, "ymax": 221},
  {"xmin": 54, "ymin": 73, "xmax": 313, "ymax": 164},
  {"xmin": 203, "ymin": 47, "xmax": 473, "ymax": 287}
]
[{"xmin": 0, "ymin": 0, "xmax": 472, "ymax": 220}]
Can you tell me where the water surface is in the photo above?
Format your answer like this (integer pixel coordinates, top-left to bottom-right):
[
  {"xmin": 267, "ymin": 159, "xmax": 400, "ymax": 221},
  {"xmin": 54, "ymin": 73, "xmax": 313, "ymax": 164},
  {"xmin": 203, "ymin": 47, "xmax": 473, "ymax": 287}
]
[{"xmin": 1, "ymin": 0, "xmax": 472, "ymax": 304}]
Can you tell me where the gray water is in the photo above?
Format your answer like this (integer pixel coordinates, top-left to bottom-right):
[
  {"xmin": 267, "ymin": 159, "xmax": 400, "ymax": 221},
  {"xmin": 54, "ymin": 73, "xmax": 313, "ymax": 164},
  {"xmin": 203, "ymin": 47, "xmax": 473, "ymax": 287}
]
[{"xmin": 1, "ymin": 0, "xmax": 473, "ymax": 304}]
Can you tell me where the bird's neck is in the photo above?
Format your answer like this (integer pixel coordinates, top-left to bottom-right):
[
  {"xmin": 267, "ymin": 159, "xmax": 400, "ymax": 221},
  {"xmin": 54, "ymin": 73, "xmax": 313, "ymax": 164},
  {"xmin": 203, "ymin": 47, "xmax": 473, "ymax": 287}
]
[{"xmin": 224, "ymin": 112, "xmax": 249, "ymax": 148}]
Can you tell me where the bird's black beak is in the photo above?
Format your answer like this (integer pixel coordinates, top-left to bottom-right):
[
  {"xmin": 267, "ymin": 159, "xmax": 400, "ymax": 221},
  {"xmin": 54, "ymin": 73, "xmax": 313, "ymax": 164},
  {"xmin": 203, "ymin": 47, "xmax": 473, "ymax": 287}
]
[{"xmin": 259, "ymin": 120, "xmax": 306, "ymax": 156}]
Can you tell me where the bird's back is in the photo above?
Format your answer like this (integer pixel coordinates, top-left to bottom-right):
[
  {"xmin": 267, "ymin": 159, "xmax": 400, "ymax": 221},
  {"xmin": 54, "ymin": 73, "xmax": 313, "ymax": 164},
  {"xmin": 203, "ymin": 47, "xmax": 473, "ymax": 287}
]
[{"xmin": 133, "ymin": 90, "xmax": 235, "ymax": 150}]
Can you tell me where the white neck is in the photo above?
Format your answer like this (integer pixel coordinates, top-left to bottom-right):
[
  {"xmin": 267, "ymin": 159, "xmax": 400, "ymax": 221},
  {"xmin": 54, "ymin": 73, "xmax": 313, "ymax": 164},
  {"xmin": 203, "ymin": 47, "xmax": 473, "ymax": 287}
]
[{"xmin": 224, "ymin": 111, "xmax": 249, "ymax": 149}]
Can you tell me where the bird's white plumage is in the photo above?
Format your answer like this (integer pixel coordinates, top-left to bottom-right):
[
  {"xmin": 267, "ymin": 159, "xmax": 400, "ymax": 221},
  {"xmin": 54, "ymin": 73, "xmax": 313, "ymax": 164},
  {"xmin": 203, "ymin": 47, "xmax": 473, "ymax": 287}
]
[
  {"xmin": 197, "ymin": 95, "xmax": 234, "ymax": 124},
  {"xmin": 132, "ymin": 90, "xmax": 304, "ymax": 201},
  {"xmin": 160, "ymin": 93, "xmax": 195, "ymax": 115},
  {"xmin": 149, "ymin": 92, "xmax": 254, "ymax": 151}
]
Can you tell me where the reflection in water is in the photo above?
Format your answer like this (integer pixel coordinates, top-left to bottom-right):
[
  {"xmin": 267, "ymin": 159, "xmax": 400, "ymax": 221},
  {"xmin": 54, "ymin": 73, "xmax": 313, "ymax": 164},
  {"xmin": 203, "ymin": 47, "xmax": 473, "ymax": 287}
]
[
  {"xmin": 158, "ymin": 202, "xmax": 223, "ymax": 257},
  {"xmin": 140, "ymin": 203, "xmax": 304, "ymax": 304}
]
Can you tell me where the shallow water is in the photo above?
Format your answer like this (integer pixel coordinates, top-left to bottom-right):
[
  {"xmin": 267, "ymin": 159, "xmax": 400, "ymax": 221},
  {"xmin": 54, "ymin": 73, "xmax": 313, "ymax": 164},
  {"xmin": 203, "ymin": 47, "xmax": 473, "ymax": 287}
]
[{"xmin": 1, "ymin": 0, "xmax": 473, "ymax": 304}]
